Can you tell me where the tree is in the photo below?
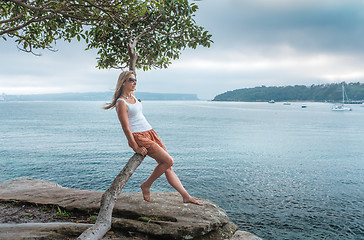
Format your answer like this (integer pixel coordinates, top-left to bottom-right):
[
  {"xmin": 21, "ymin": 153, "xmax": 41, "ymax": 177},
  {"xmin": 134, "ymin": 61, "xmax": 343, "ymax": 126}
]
[
  {"xmin": 1, "ymin": 0, "xmax": 212, "ymax": 72},
  {"xmin": 212, "ymin": 83, "xmax": 364, "ymax": 102},
  {"xmin": 1, "ymin": 0, "xmax": 212, "ymax": 239}
]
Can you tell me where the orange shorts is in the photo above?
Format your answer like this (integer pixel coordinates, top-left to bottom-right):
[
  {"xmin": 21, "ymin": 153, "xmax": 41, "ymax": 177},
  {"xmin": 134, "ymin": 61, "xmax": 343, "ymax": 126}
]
[{"xmin": 132, "ymin": 129, "xmax": 167, "ymax": 155}]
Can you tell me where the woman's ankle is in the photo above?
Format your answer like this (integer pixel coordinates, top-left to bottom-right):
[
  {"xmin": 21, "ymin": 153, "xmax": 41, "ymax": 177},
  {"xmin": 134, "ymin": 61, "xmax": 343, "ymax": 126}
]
[
  {"xmin": 141, "ymin": 182, "xmax": 151, "ymax": 188},
  {"xmin": 181, "ymin": 193, "xmax": 191, "ymax": 200}
]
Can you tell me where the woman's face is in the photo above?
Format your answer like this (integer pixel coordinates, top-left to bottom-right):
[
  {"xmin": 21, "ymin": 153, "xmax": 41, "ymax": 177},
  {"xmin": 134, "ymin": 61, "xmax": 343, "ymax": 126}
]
[{"xmin": 123, "ymin": 74, "xmax": 137, "ymax": 92}]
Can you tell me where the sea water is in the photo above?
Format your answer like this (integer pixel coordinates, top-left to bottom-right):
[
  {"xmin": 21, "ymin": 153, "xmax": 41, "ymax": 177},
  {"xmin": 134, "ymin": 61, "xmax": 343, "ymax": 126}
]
[{"xmin": 0, "ymin": 101, "xmax": 363, "ymax": 240}]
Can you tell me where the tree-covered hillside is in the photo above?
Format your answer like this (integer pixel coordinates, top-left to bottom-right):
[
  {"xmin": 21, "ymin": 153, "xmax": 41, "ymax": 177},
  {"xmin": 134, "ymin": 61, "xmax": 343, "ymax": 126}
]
[{"xmin": 213, "ymin": 82, "xmax": 364, "ymax": 102}]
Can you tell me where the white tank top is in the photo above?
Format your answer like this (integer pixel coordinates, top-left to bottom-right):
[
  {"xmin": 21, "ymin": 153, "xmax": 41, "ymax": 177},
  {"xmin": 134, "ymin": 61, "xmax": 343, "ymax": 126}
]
[{"xmin": 116, "ymin": 95, "xmax": 152, "ymax": 133}]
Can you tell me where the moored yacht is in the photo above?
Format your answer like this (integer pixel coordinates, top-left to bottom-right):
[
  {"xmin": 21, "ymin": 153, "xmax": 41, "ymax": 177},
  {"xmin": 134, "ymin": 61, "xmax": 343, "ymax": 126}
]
[
  {"xmin": 332, "ymin": 105, "xmax": 352, "ymax": 111},
  {"xmin": 332, "ymin": 83, "xmax": 352, "ymax": 111}
]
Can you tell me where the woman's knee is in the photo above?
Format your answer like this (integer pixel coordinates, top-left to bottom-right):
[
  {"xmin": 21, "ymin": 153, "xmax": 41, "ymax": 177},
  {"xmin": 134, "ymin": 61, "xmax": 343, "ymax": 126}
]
[
  {"xmin": 165, "ymin": 156, "xmax": 174, "ymax": 168},
  {"xmin": 165, "ymin": 166, "xmax": 173, "ymax": 174}
]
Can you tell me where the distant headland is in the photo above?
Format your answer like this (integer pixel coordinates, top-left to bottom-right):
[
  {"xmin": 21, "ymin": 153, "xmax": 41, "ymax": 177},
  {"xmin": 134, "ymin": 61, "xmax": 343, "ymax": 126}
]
[
  {"xmin": 0, "ymin": 92, "xmax": 199, "ymax": 101},
  {"xmin": 213, "ymin": 82, "xmax": 364, "ymax": 102}
]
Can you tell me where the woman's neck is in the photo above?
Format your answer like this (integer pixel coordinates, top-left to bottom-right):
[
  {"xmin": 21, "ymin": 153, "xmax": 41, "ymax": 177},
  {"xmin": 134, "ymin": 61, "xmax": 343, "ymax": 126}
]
[{"xmin": 121, "ymin": 90, "xmax": 133, "ymax": 99}]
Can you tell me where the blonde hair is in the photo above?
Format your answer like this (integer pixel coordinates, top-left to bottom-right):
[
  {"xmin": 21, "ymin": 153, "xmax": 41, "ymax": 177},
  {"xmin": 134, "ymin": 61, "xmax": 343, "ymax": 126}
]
[{"xmin": 104, "ymin": 71, "xmax": 135, "ymax": 110}]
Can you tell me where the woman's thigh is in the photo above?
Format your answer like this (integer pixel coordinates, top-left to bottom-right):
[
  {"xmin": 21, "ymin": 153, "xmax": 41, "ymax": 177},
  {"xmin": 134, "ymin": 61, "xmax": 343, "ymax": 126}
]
[{"xmin": 147, "ymin": 143, "xmax": 173, "ymax": 166}]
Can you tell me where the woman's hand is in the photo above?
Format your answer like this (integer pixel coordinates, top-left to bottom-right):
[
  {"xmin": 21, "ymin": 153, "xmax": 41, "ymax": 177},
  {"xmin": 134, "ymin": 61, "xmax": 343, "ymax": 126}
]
[{"xmin": 135, "ymin": 147, "xmax": 148, "ymax": 156}]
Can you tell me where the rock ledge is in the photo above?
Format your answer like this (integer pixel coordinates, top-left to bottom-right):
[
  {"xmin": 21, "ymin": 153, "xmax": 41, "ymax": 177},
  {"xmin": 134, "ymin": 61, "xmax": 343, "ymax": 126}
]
[{"xmin": 0, "ymin": 178, "xmax": 261, "ymax": 240}]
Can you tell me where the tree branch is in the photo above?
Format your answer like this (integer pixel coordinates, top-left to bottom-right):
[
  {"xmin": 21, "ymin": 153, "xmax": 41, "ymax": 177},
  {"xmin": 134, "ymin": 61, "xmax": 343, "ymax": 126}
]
[
  {"xmin": 8, "ymin": 0, "xmax": 44, "ymax": 11},
  {"xmin": 131, "ymin": 14, "xmax": 162, "ymax": 48},
  {"xmin": 82, "ymin": 0, "xmax": 126, "ymax": 27},
  {"xmin": 0, "ymin": 12, "xmax": 58, "ymax": 36},
  {"xmin": 0, "ymin": 12, "xmax": 25, "ymax": 24},
  {"xmin": 11, "ymin": 33, "xmax": 41, "ymax": 56},
  {"xmin": 77, "ymin": 153, "xmax": 145, "ymax": 240}
]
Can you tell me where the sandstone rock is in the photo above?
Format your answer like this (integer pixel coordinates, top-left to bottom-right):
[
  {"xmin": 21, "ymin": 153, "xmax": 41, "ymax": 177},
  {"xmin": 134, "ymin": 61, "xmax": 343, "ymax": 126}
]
[
  {"xmin": 0, "ymin": 222, "xmax": 92, "ymax": 240},
  {"xmin": 230, "ymin": 230, "xmax": 262, "ymax": 240},
  {"xmin": 194, "ymin": 221, "xmax": 238, "ymax": 240},
  {"xmin": 0, "ymin": 222, "xmax": 142, "ymax": 240},
  {"xmin": 0, "ymin": 178, "xmax": 238, "ymax": 240}
]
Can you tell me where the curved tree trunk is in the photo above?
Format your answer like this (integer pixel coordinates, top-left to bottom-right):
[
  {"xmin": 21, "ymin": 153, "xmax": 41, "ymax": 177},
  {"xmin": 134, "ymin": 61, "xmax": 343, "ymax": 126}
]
[
  {"xmin": 77, "ymin": 153, "xmax": 145, "ymax": 240},
  {"xmin": 128, "ymin": 40, "xmax": 138, "ymax": 73}
]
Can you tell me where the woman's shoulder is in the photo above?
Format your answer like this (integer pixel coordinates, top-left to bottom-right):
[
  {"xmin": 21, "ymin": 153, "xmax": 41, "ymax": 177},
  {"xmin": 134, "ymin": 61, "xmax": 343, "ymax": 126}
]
[
  {"xmin": 116, "ymin": 97, "xmax": 127, "ymax": 103},
  {"xmin": 116, "ymin": 98, "xmax": 128, "ymax": 110}
]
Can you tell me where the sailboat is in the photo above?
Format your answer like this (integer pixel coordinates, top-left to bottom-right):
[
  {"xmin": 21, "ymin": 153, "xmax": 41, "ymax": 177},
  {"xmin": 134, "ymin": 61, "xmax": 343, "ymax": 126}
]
[{"xmin": 332, "ymin": 83, "xmax": 352, "ymax": 111}]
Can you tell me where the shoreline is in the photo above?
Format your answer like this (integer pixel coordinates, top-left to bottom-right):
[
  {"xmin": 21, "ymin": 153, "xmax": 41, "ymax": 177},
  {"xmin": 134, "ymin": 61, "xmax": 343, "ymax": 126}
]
[
  {"xmin": 0, "ymin": 200, "xmax": 145, "ymax": 240},
  {"xmin": 0, "ymin": 178, "xmax": 259, "ymax": 240}
]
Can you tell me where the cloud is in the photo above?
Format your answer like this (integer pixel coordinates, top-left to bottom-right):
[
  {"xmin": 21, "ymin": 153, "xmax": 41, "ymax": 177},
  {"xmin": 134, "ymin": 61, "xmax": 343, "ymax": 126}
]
[
  {"xmin": 170, "ymin": 46, "xmax": 364, "ymax": 80},
  {"xmin": 137, "ymin": 45, "xmax": 364, "ymax": 99},
  {"xmin": 195, "ymin": 0, "xmax": 364, "ymax": 54},
  {"xmin": 1, "ymin": 0, "xmax": 364, "ymax": 99},
  {"xmin": 0, "ymin": 40, "xmax": 119, "ymax": 94}
]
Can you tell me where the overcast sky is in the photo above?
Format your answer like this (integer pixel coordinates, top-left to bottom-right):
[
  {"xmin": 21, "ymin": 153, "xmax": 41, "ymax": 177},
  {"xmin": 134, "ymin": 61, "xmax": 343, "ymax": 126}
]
[{"xmin": 1, "ymin": 0, "xmax": 364, "ymax": 100}]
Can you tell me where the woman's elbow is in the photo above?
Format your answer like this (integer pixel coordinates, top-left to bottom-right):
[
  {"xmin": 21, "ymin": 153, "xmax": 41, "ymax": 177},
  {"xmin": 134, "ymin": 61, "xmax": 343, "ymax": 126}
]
[{"xmin": 122, "ymin": 128, "xmax": 132, "ymax": 136}]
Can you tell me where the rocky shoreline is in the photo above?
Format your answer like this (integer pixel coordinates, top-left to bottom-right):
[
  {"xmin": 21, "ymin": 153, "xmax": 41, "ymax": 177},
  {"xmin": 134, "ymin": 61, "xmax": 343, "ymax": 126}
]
[
  {"xmin": 0, "ymin": 199, "xmax": 148, "ymax": 240},
  {"xmin": 0, "ymin": 178, "xmax": 261, "ymax": 240}
]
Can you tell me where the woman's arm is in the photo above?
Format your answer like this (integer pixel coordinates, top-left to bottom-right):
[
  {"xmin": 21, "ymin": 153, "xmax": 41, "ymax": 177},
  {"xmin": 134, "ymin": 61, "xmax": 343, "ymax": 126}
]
[{"xmin": 116, "ymin": 101, "xmax": 147, "ymax": 156}]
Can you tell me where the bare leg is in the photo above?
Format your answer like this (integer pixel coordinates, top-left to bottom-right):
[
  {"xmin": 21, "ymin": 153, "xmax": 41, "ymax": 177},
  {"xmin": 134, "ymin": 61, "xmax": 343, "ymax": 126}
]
[
  {"xmin": 141, "ymin": 144, "xmax": 203, "ymax": 205},
  {"xmin": 140, "ymin": 144, "xmax": 174, "ymax": 202},
  {"xmin": 165, "ymin": 167, "xmax": 203, "ymax": 206}
]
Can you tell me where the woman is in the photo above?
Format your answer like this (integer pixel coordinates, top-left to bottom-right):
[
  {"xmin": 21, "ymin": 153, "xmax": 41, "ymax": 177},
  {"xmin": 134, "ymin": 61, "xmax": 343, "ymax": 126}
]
[{"xmin": 104, "ymin": 71, "xmax": 202, "ymax": 205}]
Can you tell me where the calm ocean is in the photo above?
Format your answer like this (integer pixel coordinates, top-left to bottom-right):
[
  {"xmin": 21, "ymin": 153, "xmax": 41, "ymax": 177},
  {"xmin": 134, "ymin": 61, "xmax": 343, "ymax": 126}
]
[{"xmin": 1, "ymin": 101, "xmax": 363, "ymax": 239}]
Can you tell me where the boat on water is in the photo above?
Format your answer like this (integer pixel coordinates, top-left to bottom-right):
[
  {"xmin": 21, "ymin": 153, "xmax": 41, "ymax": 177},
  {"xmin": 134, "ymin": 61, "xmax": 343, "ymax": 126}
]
[
  {"xmin": 332, "ymin": 105, "xmax": 352, "ymax": 111},
  {"xmin": 332, "ymin": 83, "xmax": 352, "ymax": 111},
  {"xmin": 268, "ymin": 100, "xmax": 275, "ymax": 103},
  {"xmin": 301, "ymin": 104, "xmax": 307, "ymax": 108}
]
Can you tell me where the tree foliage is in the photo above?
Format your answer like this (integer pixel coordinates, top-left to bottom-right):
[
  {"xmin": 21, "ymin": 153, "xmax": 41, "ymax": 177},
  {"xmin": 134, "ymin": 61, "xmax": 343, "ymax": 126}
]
[
  {"xmin": 213, "ymin": 82, "xmax": 364, "ymax": 102},
  {"xmin": 1, "ymin": 0, "xmax": 100, "ymax": 53},
  {"xmin": 1, "ymin": 0, "xmax": 212, "ymax": 71}
]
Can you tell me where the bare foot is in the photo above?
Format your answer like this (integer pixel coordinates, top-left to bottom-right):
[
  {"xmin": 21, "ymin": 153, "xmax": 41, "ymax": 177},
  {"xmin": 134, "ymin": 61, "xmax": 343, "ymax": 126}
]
[
  {"xmin": 140, "ymin": 183, "xmax": 151, "ymax": 202},
  {"xmin": 183, "ymin": 196, "xmax": 204, "ymax": 206}
]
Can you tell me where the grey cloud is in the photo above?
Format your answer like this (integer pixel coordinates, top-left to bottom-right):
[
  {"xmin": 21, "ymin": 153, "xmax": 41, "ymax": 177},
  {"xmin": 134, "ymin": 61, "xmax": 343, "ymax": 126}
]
[
  {"xmin": 1, "ymin": 0, "xmax": 364, "ymax": 99},
  {"xmin": 195, "ymin": 0, "xmax": 364, "ymax": 54}
]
